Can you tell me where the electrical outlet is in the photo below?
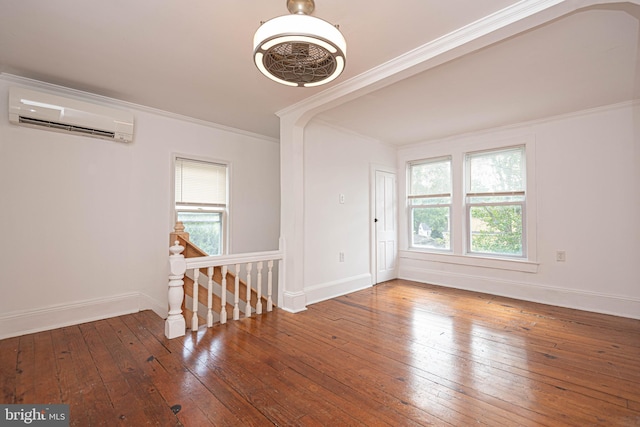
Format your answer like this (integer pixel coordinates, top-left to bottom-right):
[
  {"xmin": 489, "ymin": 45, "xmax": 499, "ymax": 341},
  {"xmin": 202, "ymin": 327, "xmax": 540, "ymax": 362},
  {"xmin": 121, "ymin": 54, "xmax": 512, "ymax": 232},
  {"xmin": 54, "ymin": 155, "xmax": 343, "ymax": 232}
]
[
  {"xmin": 339, "ymin": 194, "xmax": 345, "ymax": 204},
  {"xmin": 556, "ymin": 251, "xmax": 566, "ymax": 262},
  {"xmin": 339, "ymin": 252, "xmax": 345, "ymax": 262}
]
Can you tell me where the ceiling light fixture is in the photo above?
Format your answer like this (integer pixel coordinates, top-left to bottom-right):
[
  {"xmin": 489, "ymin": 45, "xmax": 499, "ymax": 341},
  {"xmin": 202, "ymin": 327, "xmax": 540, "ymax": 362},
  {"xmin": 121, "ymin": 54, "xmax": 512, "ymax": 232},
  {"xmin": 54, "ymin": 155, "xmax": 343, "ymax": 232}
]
[{"xmin": 253, "ymin": 0, "xmax": 347, "ymax": 88}]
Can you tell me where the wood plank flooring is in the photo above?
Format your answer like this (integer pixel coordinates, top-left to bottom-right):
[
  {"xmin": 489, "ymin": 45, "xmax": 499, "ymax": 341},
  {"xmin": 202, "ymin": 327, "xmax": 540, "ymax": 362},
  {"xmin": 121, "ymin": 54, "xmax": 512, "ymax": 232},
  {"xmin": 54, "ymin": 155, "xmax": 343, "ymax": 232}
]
[{"xmin": 1, "ymin": 279, "xmax": 639, "ymax": 426}]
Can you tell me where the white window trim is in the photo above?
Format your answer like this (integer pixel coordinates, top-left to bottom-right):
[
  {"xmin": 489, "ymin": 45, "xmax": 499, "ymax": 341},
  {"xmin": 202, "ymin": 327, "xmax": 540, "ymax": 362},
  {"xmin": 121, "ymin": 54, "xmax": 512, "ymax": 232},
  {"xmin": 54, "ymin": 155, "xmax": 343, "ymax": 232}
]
[
  {"xmin": 407, "ymin": 156, "xmax": 453, "ymax": 252},
  {"xmin": 398, "ymin": 250, "xmax": 538, "ymax": 273},
  {"xmin": 464, "ymin": 145, "xmax": 527, "ymax": 259},
  {"xmin": 171, "ymin": 153, "xmax": 231, "ymax": 255},
  {"xmin": 401, "ymin": 135, "xmax": 538, "ymax": 274}
]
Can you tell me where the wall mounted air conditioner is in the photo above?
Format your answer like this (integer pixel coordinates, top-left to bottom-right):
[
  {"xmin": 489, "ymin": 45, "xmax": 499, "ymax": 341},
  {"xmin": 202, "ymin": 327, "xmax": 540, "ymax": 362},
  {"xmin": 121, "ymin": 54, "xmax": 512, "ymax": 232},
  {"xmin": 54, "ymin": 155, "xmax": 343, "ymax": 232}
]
[{"xmin": 8, "ymin": 87, "xmax": 134, "ymax": 142}]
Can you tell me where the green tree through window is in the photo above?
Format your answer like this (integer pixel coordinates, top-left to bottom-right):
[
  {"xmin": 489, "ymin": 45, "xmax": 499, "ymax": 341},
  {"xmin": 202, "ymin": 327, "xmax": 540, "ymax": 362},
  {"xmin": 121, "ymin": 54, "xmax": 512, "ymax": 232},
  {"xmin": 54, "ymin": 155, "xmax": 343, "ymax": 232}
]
[
  {"xmin": 466, "ymin": 146, "xmax": 525, "ymax": 257},
  {"xmin": 408, "ymin": 146, "xmax": 527, "ymax": 258},
  {"xmin": 408, "ymin": 157, "xmax": 452, "ymax": 250},
  {"xmin": 177, "ymin": 212, "xmax": 222, "ymax": 255}
]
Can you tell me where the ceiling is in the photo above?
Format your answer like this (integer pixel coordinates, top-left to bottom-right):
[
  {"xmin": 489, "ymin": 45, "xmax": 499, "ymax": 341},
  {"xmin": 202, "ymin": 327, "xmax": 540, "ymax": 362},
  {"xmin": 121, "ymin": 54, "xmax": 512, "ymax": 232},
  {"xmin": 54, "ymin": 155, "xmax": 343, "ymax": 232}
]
[
  {"xmin": 317, "ymin": 3, "xmax": 640, "ymax": 145},
  {"xmin": 0, "ymin": 1, "xmax": 638, "ymax": 144}
]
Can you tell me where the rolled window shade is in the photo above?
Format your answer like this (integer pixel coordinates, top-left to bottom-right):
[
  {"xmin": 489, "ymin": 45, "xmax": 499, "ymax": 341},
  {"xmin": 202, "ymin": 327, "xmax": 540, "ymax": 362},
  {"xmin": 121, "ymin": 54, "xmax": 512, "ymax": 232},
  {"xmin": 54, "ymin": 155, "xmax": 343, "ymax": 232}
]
[
  {"xmin": 175, "ymin": 158, "xmax": 227, "ymax": 206},
  {"xmin": 409, "ymin": 156, "xmax": 452, "ymax": 198},
  {"xmin": 466, "ymin": 146, "xmax": 525, "ymax": 194}
]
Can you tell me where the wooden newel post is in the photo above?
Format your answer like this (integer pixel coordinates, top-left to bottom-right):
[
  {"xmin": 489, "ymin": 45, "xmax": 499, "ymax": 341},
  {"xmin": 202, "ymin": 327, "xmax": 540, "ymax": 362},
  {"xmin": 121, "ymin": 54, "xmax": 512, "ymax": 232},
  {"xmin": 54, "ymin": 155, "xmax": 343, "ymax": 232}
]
[
  {"xmin": 165, "ymin": 240, "xmax": 186, "ymax": 339},
  {"xmin": 170, "ymin": 221, "xmax": 189, "ymax": 245}
]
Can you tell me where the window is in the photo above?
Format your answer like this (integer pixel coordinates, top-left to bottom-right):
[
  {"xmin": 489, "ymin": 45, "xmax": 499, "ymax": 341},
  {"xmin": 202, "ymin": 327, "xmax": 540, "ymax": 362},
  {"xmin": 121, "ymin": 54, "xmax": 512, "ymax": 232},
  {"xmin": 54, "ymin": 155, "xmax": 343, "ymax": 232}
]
[
  {"xmin": 174, "ymin": 157, "xmax": 227, "ymax": 255},
  {"xmin": 466, "ymin": 146, "xmax": 525, "ymax": 257},
  {"xmin": 408, "ymin": 157, "xmax": 452, "ymax": 251},
  {"xmin": 405, "ymin": 142, "xmax": 534, "ymax": 267}
]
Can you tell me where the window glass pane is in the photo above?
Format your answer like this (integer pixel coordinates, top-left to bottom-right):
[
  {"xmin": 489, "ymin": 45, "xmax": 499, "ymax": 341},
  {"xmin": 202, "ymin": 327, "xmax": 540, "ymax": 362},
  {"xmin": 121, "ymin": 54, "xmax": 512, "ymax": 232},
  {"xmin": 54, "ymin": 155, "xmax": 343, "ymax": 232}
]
[
  {"xmin": 469, "ymin": 205, "xmax": 523, "ymax": 256},
  {"xmin": 468, "ymin": 147, "xmax": 524, "ymax": 194},
  {"xmin": 410, "ymin": 158, "xmax": 451, "ymax": 196},
  {"xmin": 411, "ymin": 206, "xmax": 450, "ymax": 250},
  {"xmin": 177, "ymin": 211, "xmax": 222, "ymax": 255}
]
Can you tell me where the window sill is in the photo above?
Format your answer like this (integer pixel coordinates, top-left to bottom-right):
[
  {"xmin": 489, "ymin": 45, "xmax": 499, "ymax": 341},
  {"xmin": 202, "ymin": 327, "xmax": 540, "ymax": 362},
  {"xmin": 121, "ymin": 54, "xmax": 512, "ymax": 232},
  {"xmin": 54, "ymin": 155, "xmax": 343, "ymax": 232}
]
[{"xmin": 399, "ymin": 250, "xmax": 538, "ymax": 273}]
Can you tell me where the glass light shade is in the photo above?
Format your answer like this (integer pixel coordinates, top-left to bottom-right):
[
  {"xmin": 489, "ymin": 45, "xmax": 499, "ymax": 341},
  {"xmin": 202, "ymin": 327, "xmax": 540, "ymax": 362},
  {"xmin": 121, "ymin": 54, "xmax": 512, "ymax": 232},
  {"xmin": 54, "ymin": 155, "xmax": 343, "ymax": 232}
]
[{"xmin": 253, "ymin": 14, "xmax": 347, "ymax": 87}]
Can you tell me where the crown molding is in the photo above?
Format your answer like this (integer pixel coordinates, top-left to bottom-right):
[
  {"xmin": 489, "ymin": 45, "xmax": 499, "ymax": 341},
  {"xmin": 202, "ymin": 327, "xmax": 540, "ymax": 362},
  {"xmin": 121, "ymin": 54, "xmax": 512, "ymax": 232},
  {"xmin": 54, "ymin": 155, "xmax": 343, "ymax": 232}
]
[{"xmin": 397, "ymin": 99, "xmax": 640, "ymax": 151}]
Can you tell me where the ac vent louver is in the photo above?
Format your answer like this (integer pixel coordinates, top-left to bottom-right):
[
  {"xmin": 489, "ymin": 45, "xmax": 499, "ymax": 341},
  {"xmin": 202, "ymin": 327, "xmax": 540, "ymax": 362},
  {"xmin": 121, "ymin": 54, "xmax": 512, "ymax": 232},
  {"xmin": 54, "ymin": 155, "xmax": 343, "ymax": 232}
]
[{"xmin": 18, "ymin": 116, "xmax": 116, "ymax": 139}]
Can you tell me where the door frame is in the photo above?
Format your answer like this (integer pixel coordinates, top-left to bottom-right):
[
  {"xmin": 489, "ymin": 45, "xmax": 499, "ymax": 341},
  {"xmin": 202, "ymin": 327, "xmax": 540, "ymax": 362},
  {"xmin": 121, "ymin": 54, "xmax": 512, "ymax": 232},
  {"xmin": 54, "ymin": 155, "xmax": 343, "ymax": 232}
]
[{"xmin": 370, "ymin": 164, "xmax": 398, "ymax": 285}]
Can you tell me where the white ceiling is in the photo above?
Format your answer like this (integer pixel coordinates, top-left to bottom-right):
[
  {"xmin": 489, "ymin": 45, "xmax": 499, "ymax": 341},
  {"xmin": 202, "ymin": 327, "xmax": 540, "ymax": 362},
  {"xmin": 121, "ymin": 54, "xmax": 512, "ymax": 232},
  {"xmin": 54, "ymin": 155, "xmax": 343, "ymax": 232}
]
[
  {"xmin": 317, "ymin": 4, "xmax": 640, "ymax": 145},
  {"xmin": 0, "ymin": 1, "xmax": 638, "ymax": 144}
]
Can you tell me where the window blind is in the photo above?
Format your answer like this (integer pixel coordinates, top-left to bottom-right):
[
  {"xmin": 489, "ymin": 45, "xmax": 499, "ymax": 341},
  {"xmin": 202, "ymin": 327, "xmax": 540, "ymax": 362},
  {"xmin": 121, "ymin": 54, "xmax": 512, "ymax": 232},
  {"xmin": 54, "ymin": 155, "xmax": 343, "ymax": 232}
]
[
  {"xmin": 175, "ymin": 158, "xmax": 227, "ymax": 206},
  {"xmin": 466, "ymin": 147, "xmax": 525, "ymax": 194},
  {"xmin": 409, "ymin": 156, "xmax": 452, "ymax": 198}
]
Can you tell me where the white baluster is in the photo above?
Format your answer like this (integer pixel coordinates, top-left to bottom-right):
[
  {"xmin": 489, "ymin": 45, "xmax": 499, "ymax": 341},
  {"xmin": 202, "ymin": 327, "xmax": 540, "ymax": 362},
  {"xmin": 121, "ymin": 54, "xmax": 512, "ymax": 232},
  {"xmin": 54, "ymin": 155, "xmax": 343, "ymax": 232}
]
[
  {"xmin": 256, "ymin": 261, "xmax": 263, "ymax": 315},
  {"xmin": 207, "ymin": 267, "xmax": 214, "ymax": 327},
  {"xmin": 267, "ymin": 260, "xmax": 274, "ymax": 312},
  {"xmin": 233, "ymin": 264, "xmax": 240, "ymax": 320},
  {"xmin": 192, "ymin": 268, "xmax": 199, "ymax": 330},
  {"xmin": 166, "ymin": 241, "xmax": 186, "ymax": 339},
  {"xmin": 245, "ymin": 263, "xmax": 253, "ymax": 318},
  {"xmin": 220, "ymin": 265, "xmax": 228, "ymax": 324}
]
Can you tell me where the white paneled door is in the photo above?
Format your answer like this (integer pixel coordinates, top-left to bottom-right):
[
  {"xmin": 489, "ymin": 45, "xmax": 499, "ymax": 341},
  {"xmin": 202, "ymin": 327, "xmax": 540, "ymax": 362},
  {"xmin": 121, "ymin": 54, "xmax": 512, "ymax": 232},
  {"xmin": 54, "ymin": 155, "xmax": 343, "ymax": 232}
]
[{"xmin": 375, "ymin": 170, "xmax": 397, "ymax": 284}]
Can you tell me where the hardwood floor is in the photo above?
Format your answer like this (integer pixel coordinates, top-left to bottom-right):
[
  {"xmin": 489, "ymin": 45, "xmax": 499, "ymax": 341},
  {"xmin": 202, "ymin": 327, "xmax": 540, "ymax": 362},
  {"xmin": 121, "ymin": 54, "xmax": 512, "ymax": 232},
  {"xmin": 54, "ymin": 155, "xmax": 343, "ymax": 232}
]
[{"xmin": 1, "ymin": 279, "xmax": 639, "ymax": 426}]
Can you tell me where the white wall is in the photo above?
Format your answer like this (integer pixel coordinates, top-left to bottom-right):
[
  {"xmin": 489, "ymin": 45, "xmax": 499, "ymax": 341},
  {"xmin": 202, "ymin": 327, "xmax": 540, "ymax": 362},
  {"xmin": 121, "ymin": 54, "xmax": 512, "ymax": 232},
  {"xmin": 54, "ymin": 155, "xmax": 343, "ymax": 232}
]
[
  {"xmin": 0, "ymin": 76, "xmax": 280, "ymax": 338},
  {"xmin": 303, "ymin": 120, "xmax": 396, "ymax": 303},
  {"xmin": 397, "ymin": 102, "xmax": 640, "ymax": 319}
]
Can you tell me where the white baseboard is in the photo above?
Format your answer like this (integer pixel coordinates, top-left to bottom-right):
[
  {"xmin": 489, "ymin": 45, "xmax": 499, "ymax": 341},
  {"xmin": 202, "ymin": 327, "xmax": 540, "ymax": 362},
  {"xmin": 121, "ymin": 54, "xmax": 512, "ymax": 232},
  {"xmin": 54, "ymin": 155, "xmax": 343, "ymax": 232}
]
[
  {"xmin": 140, "ymin": 293, "xmax": 168, "ymax": 319},
  {"xmin": 399, "ymin": 266, "xmax": 640, "ymax": 320},
  {"xmin": 305, "ymin": 274, "xmax": 372, "ymax": 306},
  {"xmin": 0, "ymin": 292, "xmax": 167, "ymax": 340}
]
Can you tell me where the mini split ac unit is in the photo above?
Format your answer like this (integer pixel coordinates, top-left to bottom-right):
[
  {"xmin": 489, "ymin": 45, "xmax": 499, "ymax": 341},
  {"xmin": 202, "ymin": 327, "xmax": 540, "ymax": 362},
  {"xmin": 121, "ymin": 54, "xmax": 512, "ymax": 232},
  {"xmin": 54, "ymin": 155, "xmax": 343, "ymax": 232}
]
[{"xmin": 9, "ymin": 87, "xmax": 134, "ymax": 142}]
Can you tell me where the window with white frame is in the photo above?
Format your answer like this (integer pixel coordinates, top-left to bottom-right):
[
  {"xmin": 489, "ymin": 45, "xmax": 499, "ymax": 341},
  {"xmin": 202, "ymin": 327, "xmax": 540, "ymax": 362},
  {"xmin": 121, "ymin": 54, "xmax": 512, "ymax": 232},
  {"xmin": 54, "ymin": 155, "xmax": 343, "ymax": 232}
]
[
  {"xmin": 465, "ymin": 146, "xmax": 526, "ymax": 257},
  {"xmin": 174, "ymin": 157, "xmax": 227, "ymax": 256},
  {"xmin": 408, "ymin": 156, "xmax": 452, "ymax": 251},
  {"xmin": 406, "ymin": 142, "xmax": 534, "ymax": 266}
]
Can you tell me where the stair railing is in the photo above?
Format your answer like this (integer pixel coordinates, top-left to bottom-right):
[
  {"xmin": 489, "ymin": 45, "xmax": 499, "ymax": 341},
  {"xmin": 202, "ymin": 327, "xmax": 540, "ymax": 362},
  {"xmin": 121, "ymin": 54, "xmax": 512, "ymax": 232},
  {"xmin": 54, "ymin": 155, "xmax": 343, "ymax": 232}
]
[{"xmin": 165, "ymin": 222, "xmax": 284, "ymax": 339}]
